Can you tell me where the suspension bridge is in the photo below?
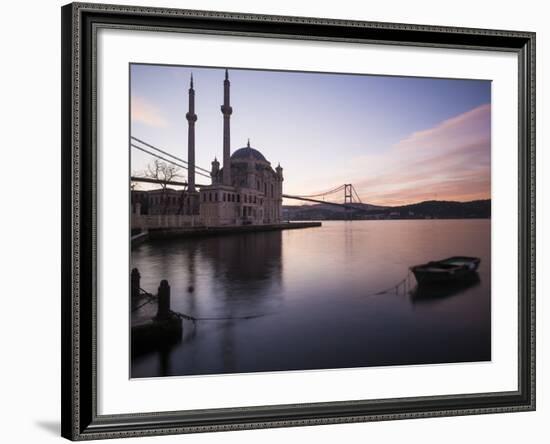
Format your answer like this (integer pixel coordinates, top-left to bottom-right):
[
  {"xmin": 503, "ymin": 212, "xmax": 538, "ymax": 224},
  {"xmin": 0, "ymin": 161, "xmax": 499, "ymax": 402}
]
[{"xmin": 130, "ymin": 136, "xmax": 368, "ymax": 214}]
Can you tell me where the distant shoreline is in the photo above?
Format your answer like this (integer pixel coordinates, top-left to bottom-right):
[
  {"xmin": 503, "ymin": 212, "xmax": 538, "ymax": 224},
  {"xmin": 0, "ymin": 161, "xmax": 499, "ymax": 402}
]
[{"xmin": 283, "ymin": 199, "xmax": 491, "ymax": 221}]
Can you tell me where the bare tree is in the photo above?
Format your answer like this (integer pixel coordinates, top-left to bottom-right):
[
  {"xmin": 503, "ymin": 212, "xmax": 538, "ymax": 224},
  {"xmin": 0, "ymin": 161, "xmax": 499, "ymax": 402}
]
[
  {"xmin": 145, "ymin": 159, "xmax": 181, "ymax": 187},
  {"xmin": 145, "ymin": 159, "xmax": 182, "ymax": 214}
]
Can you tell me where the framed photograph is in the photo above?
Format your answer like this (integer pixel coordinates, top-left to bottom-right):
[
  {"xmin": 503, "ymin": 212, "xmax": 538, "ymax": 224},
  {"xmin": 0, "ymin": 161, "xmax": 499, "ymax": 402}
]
[{"xmin": 61, "ymin": 2, "xmax": 535, "ymax": 440}]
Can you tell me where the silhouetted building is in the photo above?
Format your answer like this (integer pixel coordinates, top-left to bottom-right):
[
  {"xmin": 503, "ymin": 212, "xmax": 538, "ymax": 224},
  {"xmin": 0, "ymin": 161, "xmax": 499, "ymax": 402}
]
[
  {"xmin": 132, "ymin": 69, "xmax": 284, "ymax": 226},
  {"xmin": 199, "ymin": 70, "xmax": 283, "ymax": 226}
]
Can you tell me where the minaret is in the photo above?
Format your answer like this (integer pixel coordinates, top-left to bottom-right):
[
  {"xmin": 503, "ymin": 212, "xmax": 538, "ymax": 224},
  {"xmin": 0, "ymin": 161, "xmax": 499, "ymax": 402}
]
[
  {"xmin": 186, "ymin": 73, "xmax": 197, "ymax": 192},
  {"xmin": 276, "ymin": 163, "xmax": 283, "ymax": 221},
  {"xmin": 276, "ymin": 162, "xmax": 283, "ymax": 179},
  {"xmin": 276, "ymin": 162, "xmax": 284, "ymax": 195},
  {"xmin": 221, "ymin": 69, "xmax": 232, "ymax": 186},
  {"xmin": 211, "ymin": 157, "xmax": 220, "ymax": 184}
]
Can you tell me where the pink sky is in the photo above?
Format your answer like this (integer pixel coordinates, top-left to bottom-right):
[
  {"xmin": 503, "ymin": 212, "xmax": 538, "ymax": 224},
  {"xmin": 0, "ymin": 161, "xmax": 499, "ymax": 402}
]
[
  {"xmin": 130, "ymin": 65, "xmax": 491, "ymax": 207},
  {"xmin": 347, "ymin": 104, "xmax": 491, "ymax": 206}
]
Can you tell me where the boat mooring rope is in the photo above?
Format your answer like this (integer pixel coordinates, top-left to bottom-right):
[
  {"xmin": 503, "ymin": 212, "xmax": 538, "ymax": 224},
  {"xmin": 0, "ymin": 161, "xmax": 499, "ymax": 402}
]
[
  {"xmin": 132, "ymin": 287, "xmax": 270, "ymax": 322},
  {"xmin": 367, "ymin": 269, "xmax": 414, "ymax": 297},
  {"xmin": 131, "ymin": 290, "xmax": 157, "ymax": 312},
  {"xmin": 133, "ymin": 270, "xmax": 415, "ymax": 322}
]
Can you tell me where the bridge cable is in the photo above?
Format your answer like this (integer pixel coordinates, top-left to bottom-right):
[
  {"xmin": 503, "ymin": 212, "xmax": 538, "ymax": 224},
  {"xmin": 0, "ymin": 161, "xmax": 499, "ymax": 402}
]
[
  {"xmin": 292, "ymin": 184, "xmax": 345, "ymax": 199},
  {"xmin": 352, "ymin": 186, "xmax": 363, "ymax": 204},
  {"xmin": 131, "ymin": 136, "xmax": 211, "ymax": 174},
  {"xmin": 131, "ymin": 144, "xmax": 211, "ymax": 179}
]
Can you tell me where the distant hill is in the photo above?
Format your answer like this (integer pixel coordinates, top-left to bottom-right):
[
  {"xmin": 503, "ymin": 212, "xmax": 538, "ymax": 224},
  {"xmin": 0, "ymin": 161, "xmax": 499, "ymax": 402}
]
[
  {"xmin": 392, "ymin": 200, "xmax": 491, "ymax": 219},
  {"xmin": 282, "ymin": 199, "xmax": 491, "ymax": 220}
]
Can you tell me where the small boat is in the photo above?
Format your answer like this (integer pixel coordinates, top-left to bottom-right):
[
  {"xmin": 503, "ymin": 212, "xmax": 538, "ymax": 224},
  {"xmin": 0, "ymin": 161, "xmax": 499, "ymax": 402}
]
[{"xmin": 410, "ymin": 256, "xmax": 481, "ymax": 285}]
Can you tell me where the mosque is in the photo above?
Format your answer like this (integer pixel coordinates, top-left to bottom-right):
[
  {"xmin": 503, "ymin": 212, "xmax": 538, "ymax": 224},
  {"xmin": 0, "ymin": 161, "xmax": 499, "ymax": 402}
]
[
  {"xmin": 197, "ymin": 70, "xmax": 283, "ymax": 226},
  {"xmin": 137, "ymin": 69, "xmax": 284, "ymax": 227}
]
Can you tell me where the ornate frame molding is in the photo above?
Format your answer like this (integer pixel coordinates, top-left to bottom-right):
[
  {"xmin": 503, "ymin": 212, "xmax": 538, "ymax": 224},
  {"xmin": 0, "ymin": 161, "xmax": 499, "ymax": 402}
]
[{"xmin": 61, "ymin": 2, "xmax": 535, "ymax": 440}]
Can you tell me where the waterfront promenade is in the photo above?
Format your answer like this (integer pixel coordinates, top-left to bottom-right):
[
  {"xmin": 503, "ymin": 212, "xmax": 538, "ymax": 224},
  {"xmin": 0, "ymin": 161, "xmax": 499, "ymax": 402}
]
[{"xmin": 131, "ymin": 221, "xmax": 321, "ymax": 246}]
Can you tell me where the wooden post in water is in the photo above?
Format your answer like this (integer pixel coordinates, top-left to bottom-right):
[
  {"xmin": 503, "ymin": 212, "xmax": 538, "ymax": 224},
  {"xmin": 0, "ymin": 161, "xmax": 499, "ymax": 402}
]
[
  {"xmin": 156, "ymin": 280, "xmax": 171, "ymax": 320},
  {"xmin": 131, "ymin": 268, "xmax": 140, "ymax": 310}
]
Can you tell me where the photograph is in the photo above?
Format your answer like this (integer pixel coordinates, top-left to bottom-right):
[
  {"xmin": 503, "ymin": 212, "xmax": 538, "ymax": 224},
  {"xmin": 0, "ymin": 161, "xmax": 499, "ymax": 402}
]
[{"xmin": 129, "ymin": 64, "xmax": 492, "ymax": 378}]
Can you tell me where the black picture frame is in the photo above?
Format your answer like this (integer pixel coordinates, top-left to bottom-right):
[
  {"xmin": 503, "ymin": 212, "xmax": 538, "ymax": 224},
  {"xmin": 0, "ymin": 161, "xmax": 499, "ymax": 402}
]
[{"xmin": 61, "ymin": 2, "xmax": 536, "ymax": 440}]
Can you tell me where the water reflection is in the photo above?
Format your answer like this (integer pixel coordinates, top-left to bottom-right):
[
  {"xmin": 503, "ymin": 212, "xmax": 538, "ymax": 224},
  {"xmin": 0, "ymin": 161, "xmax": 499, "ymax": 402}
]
[
  {"xmin": 203, "ymin": 232, "xmax": 282, "ymax": 373},
  {"xmin": 409, "ymin": 274, "xmax": 481, "ymax": 305},
  {"xmin": 131, "ymin": 220, "xmax": 491, "ymax": 378},
  {"xmin": 202, "ymin": 231, "xmax": 282, "ymax": 292}
]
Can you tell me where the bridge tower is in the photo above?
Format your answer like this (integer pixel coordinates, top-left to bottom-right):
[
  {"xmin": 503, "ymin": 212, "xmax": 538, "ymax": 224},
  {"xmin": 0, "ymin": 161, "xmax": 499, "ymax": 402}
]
[{"xmin": 344, "ymin": 184, "xmax": 353, "ymax": 220}]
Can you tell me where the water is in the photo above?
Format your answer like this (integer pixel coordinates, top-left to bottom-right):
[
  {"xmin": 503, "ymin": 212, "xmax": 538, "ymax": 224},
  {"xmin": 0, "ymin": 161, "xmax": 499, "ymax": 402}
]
[{"xmin": 131, "ymin": 219, "xmax": 491, "ymax": 378}]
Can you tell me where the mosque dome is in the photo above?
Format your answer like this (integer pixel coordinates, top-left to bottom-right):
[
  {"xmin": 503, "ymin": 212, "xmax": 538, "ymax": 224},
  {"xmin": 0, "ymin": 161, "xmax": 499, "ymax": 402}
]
[{"xmin": 230, "ymin": 140, "xmax": 268, "ymax": 163}]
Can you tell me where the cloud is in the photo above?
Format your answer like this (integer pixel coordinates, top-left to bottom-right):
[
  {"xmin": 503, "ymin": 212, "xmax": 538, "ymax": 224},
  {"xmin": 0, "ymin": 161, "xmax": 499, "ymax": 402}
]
[
  {"xmin": 131, "ymin": 96, "xmax": 168, "ymax": 128},
  {"xmin": 395, "ymin": 104, "xmax": 491, "ymax": 152},
  {"xmin": 351, "ymin": 103, "xmax": 491, "ymax": 206}
]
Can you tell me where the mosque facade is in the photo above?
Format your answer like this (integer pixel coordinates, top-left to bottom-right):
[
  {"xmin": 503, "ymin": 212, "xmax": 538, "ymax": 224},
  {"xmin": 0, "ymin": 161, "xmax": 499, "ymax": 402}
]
[{"xmin": 193, "ymin": 70, "xmax": 284, "ymax": 226}]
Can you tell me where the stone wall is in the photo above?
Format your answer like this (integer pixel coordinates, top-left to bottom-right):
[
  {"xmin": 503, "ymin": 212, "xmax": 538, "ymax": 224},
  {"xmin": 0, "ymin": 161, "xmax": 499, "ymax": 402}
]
[{"xmin": 131, "ymin": 214, "xmax": 201, "ymax": 230}]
